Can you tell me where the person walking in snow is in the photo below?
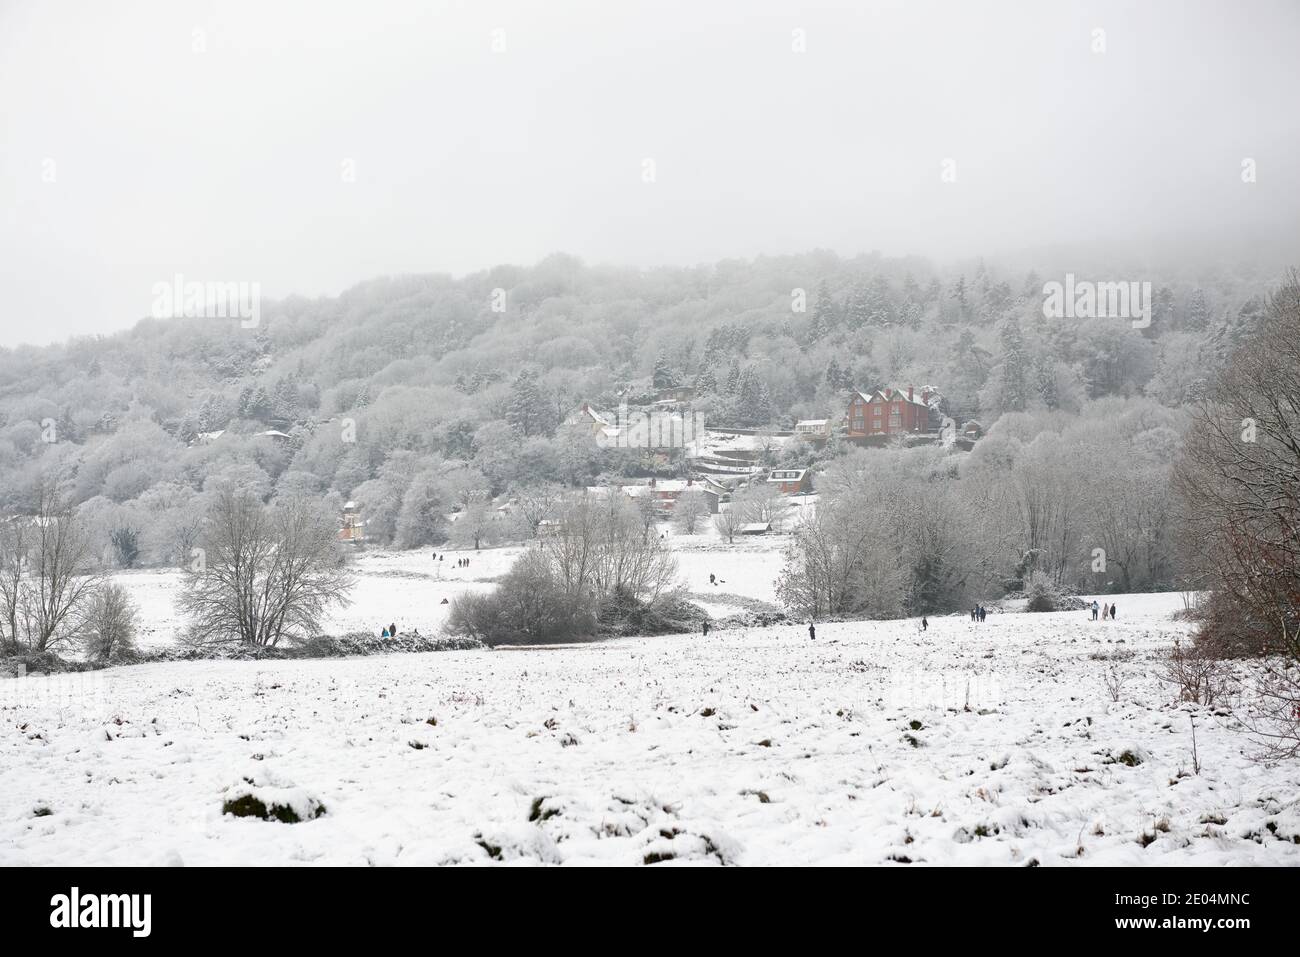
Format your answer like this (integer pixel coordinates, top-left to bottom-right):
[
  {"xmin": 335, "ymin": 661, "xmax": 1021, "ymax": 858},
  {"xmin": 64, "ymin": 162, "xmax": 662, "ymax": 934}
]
[
  {"xmin": 702, "ymin": 621, "xmax": 710, "ymax": 637},
  {"xmin": 971, "ymin": 607, "xmax": 978, "ymax": 622},
  {"xmin": 709, "ymin": 573, "xmax": 716, "ymax": 585},
  {"xmin": 808, "ymin": 622, "xmax": 816, "ymax": 641},
  {"xmin": 1091, "ymin": 600, "xmax": 1099, "ymax": 620},
  {"xmin": 381, "ymin": 627, "xmax": 389, "ymax": 638},
  {"xmin": 921, "ymin": 616, "xmax": 928, "ymax": 631},
  {"xmin": 979, "ymin": 605, "xmax": 986, "ymax": 622},
  {"xmin": 1101, "ymin": 602, "xmax": 1109, "ymax": 621},
  {"xmin": 389, "ymin": 622, "xmax": 397, "ymax": 637},
  {"xmin": 1110, "ymin": 602, "xmax": 1117, "ymax": 620}
]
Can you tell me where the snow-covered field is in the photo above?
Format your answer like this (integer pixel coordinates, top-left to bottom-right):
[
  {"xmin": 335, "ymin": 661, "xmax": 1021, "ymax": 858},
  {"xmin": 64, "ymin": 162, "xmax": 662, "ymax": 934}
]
[
  {"xmin": 4, "ymin": 576, "xmax": 1299, "ymax": 866},
  {"xmin": 117, "ymin": 527, "xmax": 795, "ymax": 649},
  {"xmin": 117, "ymin": 546, "xmax": 524, "ymax": 651}
]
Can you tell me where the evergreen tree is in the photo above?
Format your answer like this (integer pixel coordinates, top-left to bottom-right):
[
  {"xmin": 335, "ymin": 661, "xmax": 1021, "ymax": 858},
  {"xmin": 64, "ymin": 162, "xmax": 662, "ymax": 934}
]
[
  {"xmin": 1154, "ymin": 286, "xmax": 1176, "ymax": 330},
  {"xmin": 826, "ymin": 357, "xmax": 845, "ymax": 392},
  {"xmin": 1185, "ymin": 289, "xmax": 1210, "ymax": 332},
  {"xmin": 809, "ymin": 281, "xmax": 837, "ymax": 341},
  {"xmin": 949, "ymin": 276, "xmax": 969, "ymax": 323},
  {"xmin": 652, "ymin": 352, "xmax": 677, "ymax": 389},
  {"xmin": 272, "ymin": 377, "xmax": 300, "ymax": 421},
  {"xmin": 725, "ymin": 358, "xmax": 741, "ymax": 395},
  {"xmin": 197, "ymin": 394, "xmax": 224, "ymax": 432},
  {"xmin": 997, "ymin": 320, "xmax": 1029, "ymax": 413},
  {"xmin": 507, "ymin": 368, "xmax": 548, "ymax": 436},
  {"xmin": 248, "ymin": 386, "xmax": 272, "ymax": 421},
  {"xmin": 845, "ymin": 281, "xmax": 870, "ymax": 329},
  {"xmin": 737, "ymin": 366, "xmax": 771, "ymax": 425},
  {"xmin": 1035, "ymin": 356, "xmax": 1059, "ymax": 410},
  {"xmin": 865, "ymin": 275, "xmax": 894, "ymax": 326}
]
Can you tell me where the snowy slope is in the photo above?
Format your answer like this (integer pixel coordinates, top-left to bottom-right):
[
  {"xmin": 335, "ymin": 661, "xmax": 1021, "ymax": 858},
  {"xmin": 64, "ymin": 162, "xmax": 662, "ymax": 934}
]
[{"xmin": 3, "ymin": 595, "xmax": 1298, "ymax": 866}]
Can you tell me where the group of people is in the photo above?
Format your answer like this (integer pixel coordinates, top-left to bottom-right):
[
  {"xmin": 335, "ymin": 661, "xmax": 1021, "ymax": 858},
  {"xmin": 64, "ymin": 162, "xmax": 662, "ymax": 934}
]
[
  {"xmin": 970, "ymin": 604, "xmax": 988, "ymax": 622},
  {"xmin": 380, "ymin": 622, "xmax": 398, "ymax": 638},
  {"xmin": 431, "ymin": 554, "xmax": 473, "ymax": 568},
  {"xmin": 1090, "ymin": 600, "xmax": 1117, "ymax": 621}
]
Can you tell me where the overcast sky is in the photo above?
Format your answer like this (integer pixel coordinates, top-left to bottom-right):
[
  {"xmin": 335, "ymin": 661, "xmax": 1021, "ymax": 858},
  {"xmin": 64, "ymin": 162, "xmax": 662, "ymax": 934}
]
[{"xmin": 2, "ymin": 0, "xmax": 1298, "ymax": 346}]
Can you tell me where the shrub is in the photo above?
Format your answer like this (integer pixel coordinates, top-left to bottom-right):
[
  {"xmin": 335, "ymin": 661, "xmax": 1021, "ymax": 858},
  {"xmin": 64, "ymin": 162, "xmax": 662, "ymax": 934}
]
[
  {"xmin": 447, "ymin": 548, "xmax": 596, "ymax": 646},
  {"xmin": 81, "ymin": 583, "xmax": 140, "ymax": 662},
  {"xmin": 1162, "ymin": 638, "xmax": 1230, "ymax": 706},
  {"xmin": 1024, "ymin": 571, "xmax": 1060, "ymax": 613}
]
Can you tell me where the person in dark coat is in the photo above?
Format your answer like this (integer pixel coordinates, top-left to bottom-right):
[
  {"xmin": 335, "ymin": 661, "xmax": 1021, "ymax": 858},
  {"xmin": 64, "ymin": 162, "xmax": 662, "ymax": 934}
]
[
  {"xmin": 808, "ymin": 622, "xmax": 816, "ymax": 641},
  {"xmin": 921, "ymin": 616, "xmax": 928, "ymax": 631},
  {"xmin": 702, "ymin": 621, "xmax": 710, "ymax": 636},
  {"xmin": 1110, "ymin": 603, "xmax": 1117, "ymax": 620},
  {"xmin": 389, "ymin": 622, "xmax": 397, "ymax": 637}
]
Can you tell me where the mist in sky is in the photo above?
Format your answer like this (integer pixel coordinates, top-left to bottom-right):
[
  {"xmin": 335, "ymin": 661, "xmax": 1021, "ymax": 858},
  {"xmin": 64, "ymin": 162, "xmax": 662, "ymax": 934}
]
[{"xmin": 2, "ymin": 0, "xmax": 1298, "ymax": 346}]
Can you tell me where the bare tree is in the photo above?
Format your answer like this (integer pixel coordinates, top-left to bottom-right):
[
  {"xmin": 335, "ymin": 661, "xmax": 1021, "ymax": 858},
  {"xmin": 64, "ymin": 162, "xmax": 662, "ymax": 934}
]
[
  {"xmin": 449, "ymin": 491, "xmax": 680, "ymax": 644},
  {"xmin": 180, "ymin": 488, "xmax": 354, "ymax": 648},
  {"xmin": 673, "ymin": 488, "xmax": 709, "ymax": 535},
  {"xmin": 545, "ymin": 491, "xmax": 679, "ymax": 613},
  {"xmin": 713, "ymin": 502, "xmax": 742, "ymax": 543},
  {"xmin": 510, "ymin": 482, "xmax": 564, "ymax": 538},
  {"xmin": 633, "ymin": 492, "xmax": 659, "ymax": 542},
  {"xmin": 81, "ymin": 582, "xmax": 139, "ymax": 662},
  {"xmin": 0, "ymin": 519, "xmax": 28, "ymax": 654},
  {"xmin": 1174, "ymin": 273, "xmax": 1300, "ymax": 661},
  {"xmin": 776, "ymin": 497, "xmax": 905, "ymax": 619},
  {"xmin": 1172, "ymin": 275, "xmax": 1300, "ymax": 758},
  {"xmin": 738, "ymin": 483, "xmax": 789, "ymax": 531},
  {"xmin": 0, "ymin": 482, "xmax": 103, "ymax": 653},
  {"xmin": 448, "ymin": 546, "xmax": 596, "ymax": 646},
  {"xmin": 450, "ymin": 490, "xmax": 496, "ymax": 549}
]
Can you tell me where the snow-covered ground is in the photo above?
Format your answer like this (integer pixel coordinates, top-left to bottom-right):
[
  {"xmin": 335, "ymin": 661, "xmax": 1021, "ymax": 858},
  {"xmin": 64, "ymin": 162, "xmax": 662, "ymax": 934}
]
[
  {"xmin": 4, "ymin": 584, "xmax": 1299, "ymax": 866},
  {"xmin": 116, "ymin": 545, "xmax": 525, "ymax": 651},
  {"xmin": 117, "ymin": 523, "xmax": 799, "ymax": 648}
]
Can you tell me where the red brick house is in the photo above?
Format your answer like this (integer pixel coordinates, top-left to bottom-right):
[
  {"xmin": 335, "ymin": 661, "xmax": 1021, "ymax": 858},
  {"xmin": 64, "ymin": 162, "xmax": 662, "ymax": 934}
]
[
  {"xmin": 766, "ymin": 468, "xmax": 812, "ymax": 495},
  {"xmin": 843, "ymin": 386, "xmax": 933, "ymax": 439}
]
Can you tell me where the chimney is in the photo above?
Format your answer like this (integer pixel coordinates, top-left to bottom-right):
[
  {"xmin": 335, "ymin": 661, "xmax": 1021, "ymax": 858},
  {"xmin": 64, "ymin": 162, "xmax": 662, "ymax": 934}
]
[{"xmin": 908, "ymin": 385, "xmax": 914, "ymax": 402}]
